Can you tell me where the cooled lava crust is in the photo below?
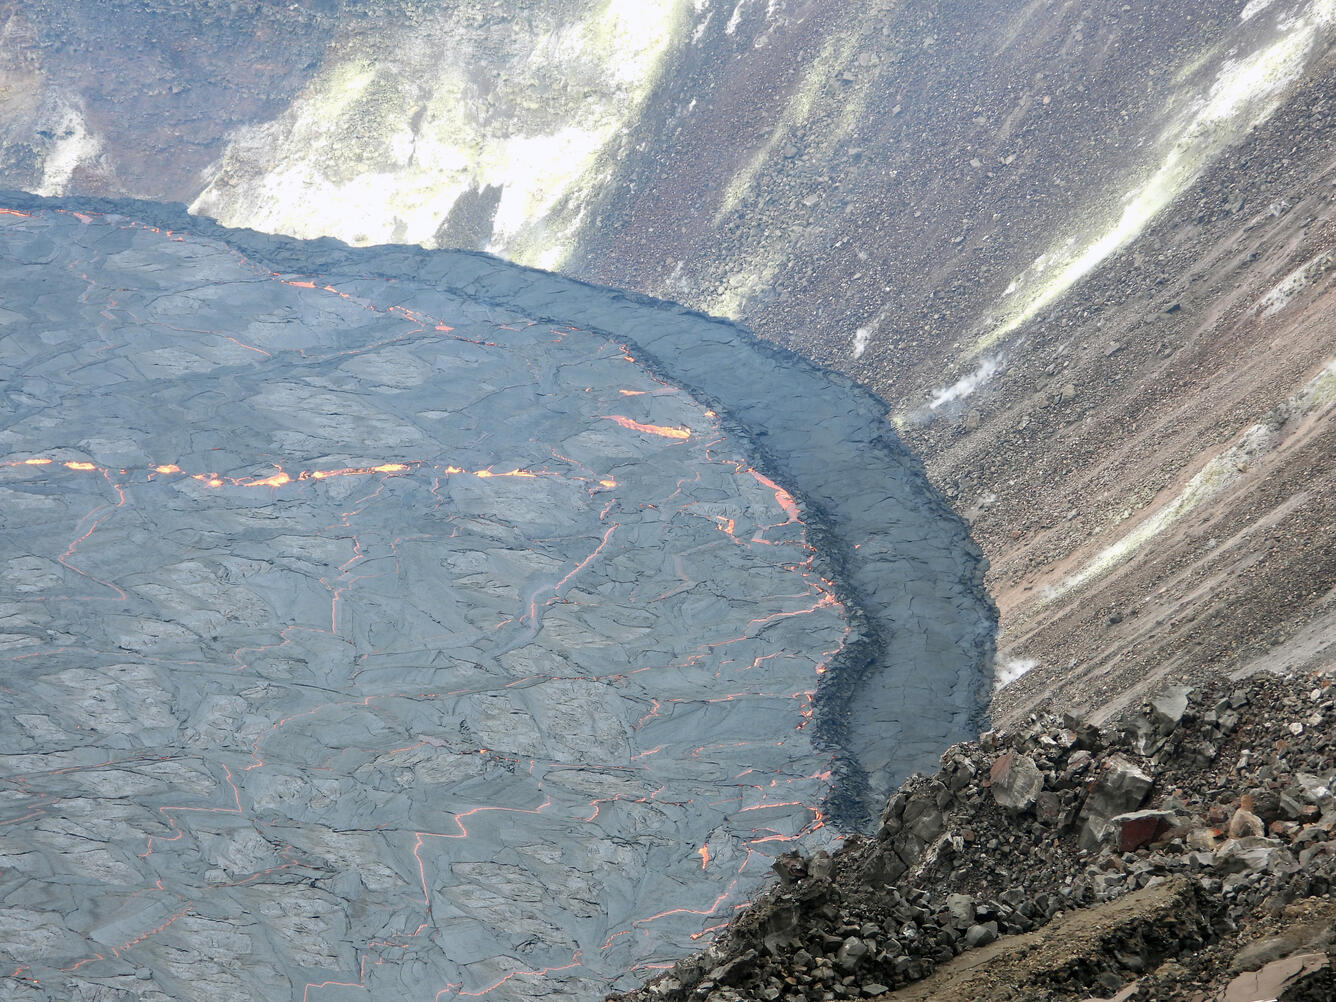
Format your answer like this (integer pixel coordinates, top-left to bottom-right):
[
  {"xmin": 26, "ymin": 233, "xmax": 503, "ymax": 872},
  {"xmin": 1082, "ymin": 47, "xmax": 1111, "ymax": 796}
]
[{"xmin": 0, "ymin": 194, "xmax": 992, "ymax": 1000}]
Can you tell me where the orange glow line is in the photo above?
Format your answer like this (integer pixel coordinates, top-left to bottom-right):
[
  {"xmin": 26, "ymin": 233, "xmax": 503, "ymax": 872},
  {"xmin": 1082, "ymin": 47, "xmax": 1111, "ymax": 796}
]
[
  {"xmin": 110, "ymin": 905, "xmax": 193, "ymax": 955},
  {"xmin": 632, "ymin": 885, "xmax": 736, "ymax": 928},
  {"xmin": 746, "ymin": 833, "xmax": 798, "ymax": 845},
  {"xmin": 224, "ymin": 335, "xmax": 270, "ymax": 357},
  {"xmin": 736, "ymin": 800, "xmax": 804, "ymax": 814},
  {"xmin": 311, "ymin": 463, "xmax": 409, "ymax": 480},
  {"xmin": 0, "ymin": 208, "xmax": 30, "ymax": 217},
  {"xmin": 153, "ymin": 464, "xmax": 182, "ymax": 474},
  {"xmin": 284, "ymin": 279, "xmax": 317, "ymax": 288},
  {"xmin": 63, "ymin": 461, "xmax": 97, "ymax": 471},
  {"xmin": 62, "ymin": 953, "xmax": 105, "ymax": 972},
  {"xmin": 690, "ymin": 921, "xmax": 730, "ymax": 942},
  {"xmin": 0, "ymin": 809, "xmax": 46, "ymax": 827},
  {"xmin": 243, "ymin": 471, "xmax": 291, "ymax": 489},
  {"xmin": 22, "ymin": 458, "xmax": 52, "ymax": 466},
  {"xmin": 57, "ymin": 492, "xmax": 129, "ymax": 601},
  {"xmin": 697, "ymin": 844, "xmax": 710, "ymax": 869},
  {"xmin": 536, "ymin": 523, "xmax": 618, "ymax": 619},
  {"xmin": 599, "ymin": 415, "xmax": 691, "ymax": 440},
  {"xmin": 749, "ymin": 469, "xmax": 801, "ymax": 522},
  {"xmin": 618, "ymin": 389, "xmax": 647, "ymax": 396},
  {"xmin": 455, "ymin": 955, "xmax": 583, "ymax": 997}
]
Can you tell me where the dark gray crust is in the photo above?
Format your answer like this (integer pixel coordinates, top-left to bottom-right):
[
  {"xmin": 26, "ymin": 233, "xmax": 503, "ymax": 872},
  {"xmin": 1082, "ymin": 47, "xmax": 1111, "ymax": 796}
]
[{"xmin": 0, "ymin": 189, "xmax": 996, "ymax": 825}]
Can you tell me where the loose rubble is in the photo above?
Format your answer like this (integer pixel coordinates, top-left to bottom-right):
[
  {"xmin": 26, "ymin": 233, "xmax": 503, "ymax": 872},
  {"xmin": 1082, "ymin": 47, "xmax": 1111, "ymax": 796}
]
[{"xmin": 610, "ymin": 671, "xmax": 1336, "ymax": 1002}]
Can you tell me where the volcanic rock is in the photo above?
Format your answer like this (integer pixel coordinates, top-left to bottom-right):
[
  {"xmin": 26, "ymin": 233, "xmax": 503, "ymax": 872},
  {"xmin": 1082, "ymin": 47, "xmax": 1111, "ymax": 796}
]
[
  {"xmin": 1108, "ymin": 810, "xmax": 1176, "ymax": 853},
  {"xmin": 990, "ymin": 751, "xmax": 1044, "ymax": 812},
  {"xmin": 1079, "ymin": 754, "xmax": 1154, "ymax": 849},
  {"xmin": 1150, "ymin": 685, "xmax": 1193, "ymax": 734}
]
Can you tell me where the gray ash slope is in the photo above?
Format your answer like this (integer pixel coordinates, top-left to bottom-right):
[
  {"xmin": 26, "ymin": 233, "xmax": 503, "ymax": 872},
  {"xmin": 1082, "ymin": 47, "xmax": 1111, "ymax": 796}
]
[{"xmin": 0, "ymin": 192, "xmax": 992, "ymax": 1001}]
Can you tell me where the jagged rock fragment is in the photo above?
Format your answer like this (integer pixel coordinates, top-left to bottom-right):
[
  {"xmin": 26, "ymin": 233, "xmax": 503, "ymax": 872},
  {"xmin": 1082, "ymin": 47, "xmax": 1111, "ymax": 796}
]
[
  {"xmin": 1079, "ymin": 754, "xmax": 1153, "ymax": 849},
  {"xmin": 990, "ymin": 751, "xmax": 1043, "ymax": 812}
]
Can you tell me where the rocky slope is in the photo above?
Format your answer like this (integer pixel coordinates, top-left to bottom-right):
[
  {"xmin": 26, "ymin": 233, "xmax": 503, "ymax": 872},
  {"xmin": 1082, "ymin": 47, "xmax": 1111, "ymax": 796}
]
[{"xmin": 610, "ymin": 672, "xmax": 1336, "ymax": 1001}]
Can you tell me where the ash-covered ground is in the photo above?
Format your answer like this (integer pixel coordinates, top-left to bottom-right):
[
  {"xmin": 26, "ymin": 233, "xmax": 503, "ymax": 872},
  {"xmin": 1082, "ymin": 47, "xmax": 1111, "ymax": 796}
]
[{"xmin": 0, "ymin": 197, "xmax": 992, "ymax": 1000}]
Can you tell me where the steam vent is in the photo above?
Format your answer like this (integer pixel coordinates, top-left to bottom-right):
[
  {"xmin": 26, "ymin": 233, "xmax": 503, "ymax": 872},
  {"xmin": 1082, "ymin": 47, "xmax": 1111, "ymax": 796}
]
[{"xmin": 0, "ymin": 194, "xmax": 992, "ymax": 1000}]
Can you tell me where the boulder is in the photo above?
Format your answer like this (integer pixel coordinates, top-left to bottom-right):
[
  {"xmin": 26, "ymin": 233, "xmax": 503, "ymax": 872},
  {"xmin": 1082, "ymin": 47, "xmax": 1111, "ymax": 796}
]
[
  {"xmin": 1294, "ymin": 772, "xmax": 1334, "ymax": 809},
  {"xmin": 1186, "ymin": 828, "xmax": 1219, "ymax": 851},
  {"xmin": 903, "ymin": 796, "xmax": 946, "ymax": 842},
  {"xmin": 1035, "ymin": 790, "xmax": 1068, "ymax": 828},
  {"xmin": 1108, "ymin": 809, "xmax": 1175, "ymax": 852},
  {"xmin": 1150, "ymin": 684, "xmax": 1193, "ymax": 734},
  {"xmin": 1122, "ymin": 714, "xmax": 1163, "ymax": 756},
  {"xmin": 836, "ymin": 937, "xmax": 869, "ymax": 972},
  {"xmin": 1061, "ymin": 711, "xmax": 1103, "ymax": 749},
  {"xmin": 808, "ymin": 850, "xmax": 834, "ymax": 880},
  {"xmin": 1079, "ymin": 754, "xmax": 1154, "ymax": 849},
  {"xmin": 771, "ymin": 851, "xmax": 807, "ymax": 884},
  {"xmin": 990, "ymin": 752, "xmax": 1044, "ymax": 812},
  {"xmin": 1215, "ymin": 837, "xmax": 1297, "ymax": 875},
  {"xmin": 707, "ymin": 950, "xmax": 758, "ymax": 987},
  {"xmin": 1227, "ymin": 807, "xmax": 1265, "ymax": 840},
  {"xmin": 944, "ymin": 893, "xmax": 976, "ymax": 926},
  {"xmin": 964, "ymin": 922, "xmax": 998, "ymax": 948}
]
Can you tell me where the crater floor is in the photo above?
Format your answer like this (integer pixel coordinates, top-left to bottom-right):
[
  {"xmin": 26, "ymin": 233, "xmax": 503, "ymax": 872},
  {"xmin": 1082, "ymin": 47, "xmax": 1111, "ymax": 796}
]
[{"xmin": 0, "ymin": 197, "xmax": 992, "ymax": 1001}]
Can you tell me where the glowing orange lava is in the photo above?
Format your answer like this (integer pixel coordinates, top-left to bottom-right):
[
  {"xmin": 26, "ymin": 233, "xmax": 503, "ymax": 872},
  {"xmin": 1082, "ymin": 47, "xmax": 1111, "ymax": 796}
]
[
  {"xmin": 306, "ymin": 463, "xmax": 410, "ymax": 481},
  {"xmin": 600, "ymin": 415, "xmax": 691, "ymax": 440},
  {"xmin": 244, "ymin": 471, "xmax": 292, "ymax": 489},
  {"xmin": 749, "ymin": 470, "xmax": 801, "ymax": 523},
  {"xmin": 697, "ymin": 845, "xmax": 710, "ymax": 869}
]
